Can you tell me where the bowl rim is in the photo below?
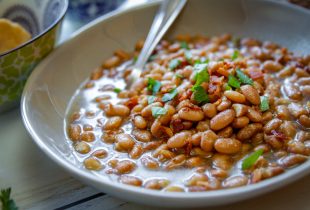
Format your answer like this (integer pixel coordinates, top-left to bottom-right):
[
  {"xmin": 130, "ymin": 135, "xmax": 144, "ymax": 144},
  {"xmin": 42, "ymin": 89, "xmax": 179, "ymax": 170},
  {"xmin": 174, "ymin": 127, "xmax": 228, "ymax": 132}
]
[
  {"xmin": 0, "ymin": 0, "xmax": 69, "ymax": 58},
  {"xmin": 21, "ymin": 0, "xmax": 310, "ymax": 203}
]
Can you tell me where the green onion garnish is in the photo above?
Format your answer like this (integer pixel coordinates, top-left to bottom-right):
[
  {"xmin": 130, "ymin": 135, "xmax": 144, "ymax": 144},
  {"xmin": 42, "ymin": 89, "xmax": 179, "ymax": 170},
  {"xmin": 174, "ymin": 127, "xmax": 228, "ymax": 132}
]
[
  {"xmin": 147, "ymin": 78, "xmax": 161, "ymax": 95},
  {"xmin": 180, "ymin": 41, "xmax": 189, "ymax": 49},
  {"xmin": 242, "ymin": 149, "xmax": 264, "ymax": 170},
  {"xmin": 192, "ymin": 86, "xmax": 209, "ymax": 104},
  {"xmin": 236, "ymin": 69, "xmax": 253, "ymax": 85},
  {"xmin": 162, "ymin": 88, "xmax": 178, "ymax": 102},
  {"xmin": 260, "ymin": 96, "xmax": 269, "ymax": 112},
  {"xmin": 228, "ymin": 74, "xmax": 240, "ymax": 89},
  {"xmin": 113, "ymin": 88, "xmax": 121, "ymax": 93},
  {"xmin": 169, "ymin": 59, "xmax": 181, "ymax": 70},
  {"xmin": 151, "ymin": 107, "xmax": 167, "ymax": 118},
  {"xmin": 231, "ymin": 50, "xmax": 239, "ymax": 61}
]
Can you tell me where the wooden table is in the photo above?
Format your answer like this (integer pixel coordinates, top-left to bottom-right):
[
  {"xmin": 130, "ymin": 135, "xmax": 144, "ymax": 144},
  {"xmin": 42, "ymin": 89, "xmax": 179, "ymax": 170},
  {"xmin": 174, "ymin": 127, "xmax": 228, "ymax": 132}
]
[{"xmin": 1, "ymin": 108, "xmax": 310, "ymax": 209}]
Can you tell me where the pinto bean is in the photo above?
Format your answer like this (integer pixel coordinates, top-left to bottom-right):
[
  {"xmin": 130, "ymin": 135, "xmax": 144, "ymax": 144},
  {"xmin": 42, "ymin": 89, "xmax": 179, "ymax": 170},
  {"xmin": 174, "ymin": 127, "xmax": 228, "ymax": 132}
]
[
  {"xmin": 299, "ymin": 115, "xmax": 310, "ymax": 128},
  {"xmin": 217, "ymin": 97, "xmax": 232, "ymax": 111},
  {"xmin": 144, "ymin": 179, "xmax": 170, "ymax": 190},
  {"xmin": 288, "ymin": 103, "xmax": 307, "ymax": 118},
  {"xmin": 262, "ymin": 111, "xmax": 273, "ymax": 124},
  {"xmin": 84, "ymin": 158, "xmax": 102, "ymax": 170},
  {"xmin": 212, "ymin": 154, "xmax": 233, "ymax": 170},
  {"xmin": 167, "ymin": 131, "xmax": 191, "ymax": 148},
  {"xmin": 224, "ymin": 91, "xmax": 246, "ymax": 103},
  {"xmin": 237, "ymin": 123, "xmax": 262, "ymax": 140},
  {"xmin": 210, "ymin": 109, "xmax": 235, "ymax": 131},
  {"xmin": 104, "ymin": 116, "xmax": 122, "ymax": 130},
  {"xmin": 214, "ymin": 138, "xmax": 242, "ymax": 154},
  {"xmin": 276, "ymin": 105, "xmax": 291, "ymax": 120},
  {"xmin": 102, "ymin": 56, "xmax": 121, "ymax": 69},
  {"xmin": 279, "ymin": 154, "xmax": 307, "ymax": 168},
  {"xmin": 279, "ymin": 121, "xmax": 297, "ymax": 138},
  {"xmin": 202, "ymin": 103, "xmax": 217, "ymax": 118},
  {"xmin": 132, "ymin": 129, "xmax": 152, "ymax": 142},
  {"xmin": 68, "ymin": 124, "xmax": 81, "ymax": 141},
  {"xmin": 263, "ymin": 118, "xmax": 282, "ymax": 134},
  {"xmin": 217, "ymin": 126, "xmax": 233, "ymax": 138},
  {"xmin": 251, "ymin": 166, "xmax": 284, "ymax": 183},
  {"xmin": 178, "ymin": 107, "xmax": 204, "ymax": 121},
  {"xmin": 263, "ymin": 60, "xmax": 283, "ymax": 72},
  {"xmin": 129, "ymin": 144, "xmax": 144, "ymax": 159},
  {"xmin": 133, "ymin": 115, "xmax": 147, "ymax": 129},
  {"xmin": 141, "ymin": 156, "xmax": 160, "ymax": 169},
  {"xmin": 165, "ymin": 154, "xmax": 186, "ymax": 170},
  {"xmin": 240, "ymin": 85, "xmax": 260, "ymax": 105},
  {"xmin": 284, "ymin": 83, "xmax": 302, "ymax": 100},
  {"xmin": 232, "ymin": 104, "xmax": 248, "ymax": 117},
  {"xmin": 74, "ymin": 141, "xmax": 91, "ymax": 154},
  {"xmin": 223, "ymin": 176, "xmax": 248, "ymax": 188},
  {"xmin": 232, "ymin": 116, "xmax": 250, "ymax": 128},
  {"xmin": 115, "ymin": 160, "xmax": 136, "ymax": 174},
  {"xmin": 186, "ymin": 157, "xmax": 205, "ymax": 168},
  {"xmin": 247, "ymin": 108, "xmax": 262, "ymax": 122},
  {"xmin": 104, "ymin": 104, "xmax": 130, "ymax": 116},
  {"xmin": 80, "ymin": 132, "xmax": 95, "ymax": 142},
  {"xmin": 115, "ymin": 134, "xmax": 135, "ymax": 152},
  {"xmin": 200, "ymin": 130, "xmax": 218, "ymax": 152},
  {"xmin": 196, "ymin": 120, "xmax": 210, "ymax": 131},
  {"xmin": 119, "ymin": 175, "xmax": 142, "ymax": 186}
]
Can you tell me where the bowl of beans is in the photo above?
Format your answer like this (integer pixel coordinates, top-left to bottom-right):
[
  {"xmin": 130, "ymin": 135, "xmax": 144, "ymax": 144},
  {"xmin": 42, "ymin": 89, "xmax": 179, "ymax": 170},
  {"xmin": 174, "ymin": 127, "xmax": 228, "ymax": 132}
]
[{"xmin": 21, "ymin": 0, "xmax": 310, "ymax": 207}]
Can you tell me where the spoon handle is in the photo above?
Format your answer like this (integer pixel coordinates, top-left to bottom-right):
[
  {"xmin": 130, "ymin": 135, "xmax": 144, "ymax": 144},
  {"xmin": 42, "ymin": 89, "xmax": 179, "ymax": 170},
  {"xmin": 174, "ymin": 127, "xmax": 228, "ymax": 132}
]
[{"xmin": 128, "ymin": 0, "xmax": 187, "ymax": 88}]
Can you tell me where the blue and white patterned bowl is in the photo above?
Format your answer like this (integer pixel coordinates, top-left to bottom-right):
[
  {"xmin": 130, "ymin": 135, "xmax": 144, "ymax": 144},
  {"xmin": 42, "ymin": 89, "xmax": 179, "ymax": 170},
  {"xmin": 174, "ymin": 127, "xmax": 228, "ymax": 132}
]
[
  {"xmin": 0, "ymin": 0, "xmax": 68, "ymax": 112},
  {"xmin": 68, "ymin": 0, "xmax": 125, "ymax": 23}
]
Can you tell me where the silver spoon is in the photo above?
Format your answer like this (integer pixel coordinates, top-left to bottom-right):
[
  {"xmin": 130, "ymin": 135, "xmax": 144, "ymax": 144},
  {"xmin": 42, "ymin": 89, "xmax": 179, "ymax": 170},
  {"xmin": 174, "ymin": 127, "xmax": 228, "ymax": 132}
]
[{"xmin": 127, "ymin": 0, "xmax": 187, "ymax": 89}]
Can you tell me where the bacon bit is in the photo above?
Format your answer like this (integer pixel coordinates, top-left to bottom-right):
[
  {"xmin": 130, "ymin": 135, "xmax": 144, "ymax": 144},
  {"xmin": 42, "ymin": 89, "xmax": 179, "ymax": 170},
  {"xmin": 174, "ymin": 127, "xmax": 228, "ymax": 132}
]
[
  {"xmin": 171, "ymin": 118, "xmax": 184, "ymax": 133},
  {"xmin": 271, "ymin": 130, "xmax": 287, "ymax": 141},
  {"xmin": 185, "ymin": 141, "xmax": 192, "ymax": 155},
  {"xmin": 216, "ymin": 67, "xmax": 229, "ymax": 77},
  {"xmin": 123, "ymin": 96, "xmax": 138, "ymax": 109},
  {"xmin": 248, "ymin": 69, "xmax": 264, "ymax": 79}
]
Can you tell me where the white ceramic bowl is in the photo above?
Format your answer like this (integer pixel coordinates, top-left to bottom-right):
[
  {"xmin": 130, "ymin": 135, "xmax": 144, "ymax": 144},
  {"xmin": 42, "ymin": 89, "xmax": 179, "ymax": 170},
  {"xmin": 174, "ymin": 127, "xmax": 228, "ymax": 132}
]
[{"xmin": 21, "ymin": 0, "xmax": 310, "ymax": 207}]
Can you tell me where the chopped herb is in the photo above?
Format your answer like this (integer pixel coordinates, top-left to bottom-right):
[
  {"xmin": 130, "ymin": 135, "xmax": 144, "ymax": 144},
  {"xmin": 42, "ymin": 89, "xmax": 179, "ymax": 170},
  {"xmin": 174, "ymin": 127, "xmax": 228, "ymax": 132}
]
[
  {"xmin": 231, "ymin": 50, "xmax": 239, "ymax": 61},
  {"xmin": 162, "ymin": 88, "xmax": 178, "ymax": 102},
  {"xmin": 147, "ymin": 78, "xmax": 161, "ymax": 95},
  {"xmin": 113, "ymin": 88, "xmax": 121, "ymax": 93},
  {"xmin": 224, "ymin": 83, "xmax": 232, "ymax": 90},
  {"xmin": 151, "ymin": 107, "xmax": 167, "ymax": 118},
  {"xmin": 147, "ymin": 95, "xmax": 157, "ymax": 104},
  {"xmin": 228, "ymin": 74, "xmax": 241, "ymax": 89},
  {"xmin": 175, "ymin": 73, "xmax": 184, "ymax": 79},
  {"xmin": 192, "ymin": 63, "xmax": 209, "ymax": 88},
  {"xmin": 180, "ymin": 41, "xmax": 189, "ymax": 49},
  {"xmin": 133, "ymin": 55, "xmax": 138, "ymax": 63},
  {"xmin": 192, "ymin": 86, "xmax": 209, "ymax": 104},
  {"xmin": 242, "ymin": 149, "xmax": 264, "ymax": 170},
  {"xmin": 0, "ymin": 188, "xmax": 18, "ymax": 210},
  {"xmin": 169, "ymin": 59, "xmax": 181, "ymax": 70},
  {"xmin": 148, "ymin": 54, "xmax": 157, "ymax": 62},
  {"xmin": 185, "ymin": 50, "xmax": 192, "ymax": 63},
  {"xmin": 236, "ymin": 69, "xmax": 253, "ymax": 85},
  {"xmin": 260, "ymin": 96, "xmax": 270, "ymax": 112}
]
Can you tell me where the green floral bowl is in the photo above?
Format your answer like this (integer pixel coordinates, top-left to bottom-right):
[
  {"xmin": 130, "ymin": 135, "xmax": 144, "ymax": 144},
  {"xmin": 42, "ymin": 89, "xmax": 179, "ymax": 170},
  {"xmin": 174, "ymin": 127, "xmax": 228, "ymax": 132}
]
[{"xmin": 0, "ymin": 0, "xmax": 68, "ymax": 112}]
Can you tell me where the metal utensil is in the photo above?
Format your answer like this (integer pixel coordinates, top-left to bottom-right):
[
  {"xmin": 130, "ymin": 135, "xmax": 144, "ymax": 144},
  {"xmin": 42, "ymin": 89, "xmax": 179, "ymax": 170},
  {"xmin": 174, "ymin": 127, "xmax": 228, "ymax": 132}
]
[{"xmin": 126, "ymin": 0, "xmax": 187, "ymax": 89}]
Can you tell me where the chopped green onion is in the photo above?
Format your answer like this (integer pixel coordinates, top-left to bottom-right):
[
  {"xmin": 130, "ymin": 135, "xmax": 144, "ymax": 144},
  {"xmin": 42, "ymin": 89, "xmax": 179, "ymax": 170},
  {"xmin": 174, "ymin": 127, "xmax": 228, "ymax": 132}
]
[
  {"xmin": 185, "ymin": 51, "xmax": 192, "ymax": 63},
  {"xmin": 169, "ymin": 59, "xmax": 181, "ymax": 70},
  {"xmin": 0, "ymin": 188, "xmax": 18, "ymax": 210},
  {"xmin": 192, "ymin": 86, "xmax": 209, "ymax": 104},
  {"xmin": 152, "ymin": 107, "xmax": 167, "ymax": 118},
  {"xmin": 133, "ymin": 56, "xmax": 138, "ymax": 63},
  {"xmin": 228, "ymin": 74, "xmax": 240, "ymax": 89},
  {"xmin": 147, "ymin": 96, "xmax": 157, "ymax": 104},
  {"xmin": 162, "ymin": 88, "xmax": 178, "ymax": 102},
  {"xmin": 180, "ymin": 41, "xmax": 189, "ymax": 49},
  {"xmin": 192, "ymin": 63, "xmax": 209, "ymax": 88},
  {"xmin": 236, "ymin": 69, "xmax": 253, "ymax": 85},
  {"xmin": 224, "ymin": 83, "xmax": 232, "ymax": 90},
  {"xmin": 147, "ymin": 78, "xmax": 161, "ymax": 95},
  {"xmin": 113, "ymin": 88, "xmax": 121, "ymax": 93},
  {"xmin": 231, "ymin": 50, "xmax": 239, "ymax": 61},
  {"xmin": 242, "ymin": 149, "xmax": 264, "ymax": 170},
  {"xmin": 260, "ymin": 96, "xmax": 270, "ymax": 112},
  {"xmin": 148, "ymin": 54, "xmax": 157, "ymax": 62}
]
